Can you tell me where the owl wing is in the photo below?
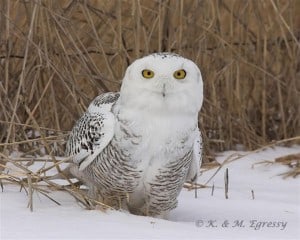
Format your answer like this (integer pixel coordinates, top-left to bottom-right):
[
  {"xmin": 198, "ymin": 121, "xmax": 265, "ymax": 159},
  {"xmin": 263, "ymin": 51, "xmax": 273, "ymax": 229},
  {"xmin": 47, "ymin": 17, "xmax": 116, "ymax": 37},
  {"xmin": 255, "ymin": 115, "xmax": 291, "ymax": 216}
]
[
  {"xmin": 66, "ymin": 92, "xmax": 119, "ymax": 171},
  {"xmin": 186, "ymin": 127, "xmax": 203, "ymax": 183}
]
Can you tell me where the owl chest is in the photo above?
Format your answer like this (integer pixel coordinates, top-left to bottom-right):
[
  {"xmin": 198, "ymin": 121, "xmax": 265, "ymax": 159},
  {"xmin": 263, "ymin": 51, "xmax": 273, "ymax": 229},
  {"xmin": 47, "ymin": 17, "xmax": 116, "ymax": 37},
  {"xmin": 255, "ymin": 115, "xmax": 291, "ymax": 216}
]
[
  {"xmin": 86, "ymin": 115, "xmax": 195, "ymax": 198},
  {"xmin": 111, "ymin": 116, "xmax": 196, "ymax": 212},
  {"xmin": 115, "ymin": 115, "xmax": 196, "ymax": 168}
]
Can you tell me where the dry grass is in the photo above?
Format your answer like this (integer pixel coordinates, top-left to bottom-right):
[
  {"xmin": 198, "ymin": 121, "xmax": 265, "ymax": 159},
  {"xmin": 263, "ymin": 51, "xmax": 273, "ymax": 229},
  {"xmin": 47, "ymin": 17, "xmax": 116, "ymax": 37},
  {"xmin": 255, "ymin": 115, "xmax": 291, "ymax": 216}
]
[{"xmin": 0, "ymin": 0, "xmax": 299, "ymax": 208}]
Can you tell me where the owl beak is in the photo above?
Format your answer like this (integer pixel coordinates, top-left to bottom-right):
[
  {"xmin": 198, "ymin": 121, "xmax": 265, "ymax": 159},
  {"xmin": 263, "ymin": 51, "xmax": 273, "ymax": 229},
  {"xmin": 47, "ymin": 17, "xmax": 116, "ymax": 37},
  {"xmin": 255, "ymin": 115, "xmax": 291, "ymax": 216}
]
[{"xmin": 162, "ymin": 83, "xmax": 166, "ymax": 97}]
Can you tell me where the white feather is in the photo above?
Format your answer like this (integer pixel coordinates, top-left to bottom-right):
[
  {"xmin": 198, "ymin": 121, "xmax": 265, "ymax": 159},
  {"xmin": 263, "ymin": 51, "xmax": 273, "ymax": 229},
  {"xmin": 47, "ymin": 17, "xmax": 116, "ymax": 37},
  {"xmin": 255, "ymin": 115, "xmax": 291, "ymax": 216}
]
[
  {"xmin": 78, "ymin": 111, "xmax": 115, "ymax": 171},
  {"xmin": 67, "ymin": 93, "xmax": 118, "ymax": 171}
]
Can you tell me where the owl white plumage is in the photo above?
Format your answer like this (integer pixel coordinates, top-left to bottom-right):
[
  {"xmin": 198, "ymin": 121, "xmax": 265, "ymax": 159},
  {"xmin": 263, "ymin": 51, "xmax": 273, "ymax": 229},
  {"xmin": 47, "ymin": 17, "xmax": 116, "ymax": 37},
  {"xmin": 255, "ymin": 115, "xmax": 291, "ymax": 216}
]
[{"xmin": 66, "ymin": 52, "xmax": 203, "ymax": 217}]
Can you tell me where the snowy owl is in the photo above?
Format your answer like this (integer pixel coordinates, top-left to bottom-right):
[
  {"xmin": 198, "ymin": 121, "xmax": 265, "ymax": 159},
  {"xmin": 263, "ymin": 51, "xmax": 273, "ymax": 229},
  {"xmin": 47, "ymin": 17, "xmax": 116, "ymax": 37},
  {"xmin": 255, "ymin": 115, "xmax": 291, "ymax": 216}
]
[{"xmin": 66, "ymin": 52, "xmax": 203, "ymax": 217}]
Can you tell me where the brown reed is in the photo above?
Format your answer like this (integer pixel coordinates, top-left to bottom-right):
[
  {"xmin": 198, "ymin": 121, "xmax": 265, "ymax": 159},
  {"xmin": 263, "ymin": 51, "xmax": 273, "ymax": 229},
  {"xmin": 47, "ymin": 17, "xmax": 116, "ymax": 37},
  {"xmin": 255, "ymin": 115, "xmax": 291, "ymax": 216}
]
[{"xmin": 0, "ymin": 0, "xmax": 299, "ymax": 196}]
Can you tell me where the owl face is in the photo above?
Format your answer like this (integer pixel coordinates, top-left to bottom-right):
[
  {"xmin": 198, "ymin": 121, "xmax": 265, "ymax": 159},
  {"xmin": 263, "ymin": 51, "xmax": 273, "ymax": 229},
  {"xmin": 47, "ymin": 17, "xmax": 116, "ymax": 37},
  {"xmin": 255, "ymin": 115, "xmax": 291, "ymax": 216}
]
[{"xmin": 119, "ymin": 53, "xmax": 203, "ymax": 115}]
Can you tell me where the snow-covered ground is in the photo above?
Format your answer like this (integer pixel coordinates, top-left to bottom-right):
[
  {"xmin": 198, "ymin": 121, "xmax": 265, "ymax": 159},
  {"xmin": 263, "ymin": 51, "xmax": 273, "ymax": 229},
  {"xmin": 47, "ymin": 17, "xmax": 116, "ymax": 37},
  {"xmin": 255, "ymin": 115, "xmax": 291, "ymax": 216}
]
[{"xmin": 1, "ymin": 146, "xmax": 300, "ymax": 240}]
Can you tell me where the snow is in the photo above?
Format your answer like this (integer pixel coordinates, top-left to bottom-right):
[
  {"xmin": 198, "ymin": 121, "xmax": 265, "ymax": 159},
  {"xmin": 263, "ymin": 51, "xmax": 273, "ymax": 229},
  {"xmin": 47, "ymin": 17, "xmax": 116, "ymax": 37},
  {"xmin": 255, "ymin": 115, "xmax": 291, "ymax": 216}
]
[{"xmin": 1, "ymin": 146, "xmax": 300, "ymax": 240}]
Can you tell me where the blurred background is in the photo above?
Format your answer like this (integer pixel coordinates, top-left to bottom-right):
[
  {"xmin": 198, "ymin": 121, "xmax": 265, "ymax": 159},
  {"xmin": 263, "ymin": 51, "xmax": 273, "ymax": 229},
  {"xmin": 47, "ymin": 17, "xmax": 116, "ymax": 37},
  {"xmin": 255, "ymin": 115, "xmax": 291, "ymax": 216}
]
[{"xmin": 0, "ymin": 0, "xmax": 299, "ymax": 162}]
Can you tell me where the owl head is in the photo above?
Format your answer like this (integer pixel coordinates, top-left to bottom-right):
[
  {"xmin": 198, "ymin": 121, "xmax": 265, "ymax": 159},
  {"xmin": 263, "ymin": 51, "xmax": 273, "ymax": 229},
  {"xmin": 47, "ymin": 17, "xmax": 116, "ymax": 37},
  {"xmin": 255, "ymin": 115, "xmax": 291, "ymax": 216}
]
[{"xmin": 119, "ymin": 53, "xmax": 203, "ymax": 116}]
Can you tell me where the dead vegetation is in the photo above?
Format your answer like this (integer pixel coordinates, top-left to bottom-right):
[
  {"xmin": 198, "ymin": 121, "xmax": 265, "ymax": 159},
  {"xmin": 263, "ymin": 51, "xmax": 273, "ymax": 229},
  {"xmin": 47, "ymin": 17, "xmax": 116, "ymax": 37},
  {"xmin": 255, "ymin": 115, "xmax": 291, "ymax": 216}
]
[{"xmin": 0, "ymin": 0, "xmax": 299, "ymax": 208}]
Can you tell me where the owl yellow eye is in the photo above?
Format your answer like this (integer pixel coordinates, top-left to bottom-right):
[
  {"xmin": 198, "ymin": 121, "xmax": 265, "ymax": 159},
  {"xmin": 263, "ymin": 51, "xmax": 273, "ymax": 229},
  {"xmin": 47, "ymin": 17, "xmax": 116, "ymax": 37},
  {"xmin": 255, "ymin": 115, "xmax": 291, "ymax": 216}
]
[
  {"xmin": 173, "ymin": 69, "xmax": 186, "ymax": 79},
  {"xmin": 142, "ymin": 69, "xmax": 155, "ymax": 79}
]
